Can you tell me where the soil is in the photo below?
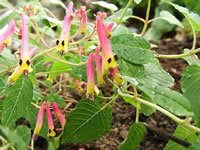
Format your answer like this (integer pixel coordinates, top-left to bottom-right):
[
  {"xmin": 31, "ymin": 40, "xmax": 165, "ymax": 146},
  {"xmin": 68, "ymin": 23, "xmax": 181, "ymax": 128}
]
[{"xmin": 33, "ymin": 34, "xmax": 200, "ymax": 150}]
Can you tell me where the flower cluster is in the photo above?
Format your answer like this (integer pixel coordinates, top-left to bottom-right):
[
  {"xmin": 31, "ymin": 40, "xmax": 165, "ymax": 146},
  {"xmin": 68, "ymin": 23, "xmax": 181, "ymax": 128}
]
[
  {"xmin": 85, "ymin": 12, "xmax": 123, "ymax": 100},
  {"xmin": 0, "ymin": 15, "xmax": 37, "ymax": 86},
  {"xmin": 34, "ymin": 102, "xmax": 66, "ymax": 137},
  {"xmin": 56, "ymin": 2, "xmax": 88, "ymax": 55}
]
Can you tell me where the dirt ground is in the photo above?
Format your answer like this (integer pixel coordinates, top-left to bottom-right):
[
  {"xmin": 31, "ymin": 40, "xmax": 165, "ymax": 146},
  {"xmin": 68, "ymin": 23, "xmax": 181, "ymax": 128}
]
[{"xmin": 33, "ymin": 34, "xmax": 200, "ymax": 150}]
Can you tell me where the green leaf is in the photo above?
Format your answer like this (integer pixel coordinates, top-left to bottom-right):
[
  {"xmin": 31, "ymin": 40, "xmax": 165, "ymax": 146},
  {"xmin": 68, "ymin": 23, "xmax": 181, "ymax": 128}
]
[
  {"xmin": 188, "ymin": 137, "xmax": 200, "ymax": 150},
  {"xmin": 111, "ymin": 34, "xmax": 154, "ymax": 65},
  {"xmin": 0, "ymin": 126, "xmax": 27, "ymax": 150},
  {"xmin": 92, "ymin": 1, "xmax": 118, "ymax": 11},
  {"xmin": 0, "ymin": 48, "xmax": 17, "ymax": 73},
  {"xmin": 166, "ymin": 1, "xmax": 200, "ymax": 31},
  {"xmin": 164, "ymin": 125, "xmax": 197, "ymax": 150},
  {"xmin": 16, "ymin": 125, "xmax": 31, "ymax": 145},
  {"xmin": 135, "ymin": 0, "xmax": 142, "ymax": 4},
  {"xmin": 183, "ymin": 49, "xmax": 200, "ymax": 65},
  {"xmin": 137, "ymin": 63, "xmax": 174, "ymax": 87},
  {"xmin": 62, "ymin": 99, "xmax": 112, "ymax": 143},
  {"xmin": 3, "ymin": 77, "xmax": 33, "ymax": 126},
  {"xmin": 118, "ymin": 58, "xmax": 144, "ymax": 78},
  {"xmin": 112, "ymin": 25, "xmax": 129, "ymax": 37},
  {"xmin": 159, "ymin": 10, "xmax": 183, "ymax": 28},
  {"xmin": 181, "ymin": 65, "xmax": 200, "ymax": 126},
  {"xmin": 49, "ymin": 0, "xmax": 67, "ymax": 10},
  {"xmin": 0, "ymin": 74, "xmax": 7, "ymax": 94},
  {"xmin": 105, "ymin": 8, "xmax": 133, "ymax": 24},
  {"xmin": 68, "ymin": 55, "xmax": 91, "ymax": 82},
  {"xmin": 122, "ymin": 96, "xmax": 137, "ymax": 107},
  {"xmin": 44, "ymin": 93, "xmax": 66, "ymax": 108},
  {"xmin": 120, "ymin": 75, "xmax": 138, "ymax": 86},
  {"xmin": 24, "ymin": 104, "xmax": 48, "ymax": 138},
  {"xmin": 29, "ymin": 37, "xmax": 42, "ymax": 49},
  {"xmin": 139, "ymin": 83, "xmax": 193, "ymax": 116},
  {"xmin": 48, "ymin": 61, "xmax": 71, "ymax": 80},
  {"xmin": 140, "ymin": 92, "xmax": 156, "ymax": 116},
  {"xmin": 119, "ymin": 122, "xmax": 146, "ymax": 150}
]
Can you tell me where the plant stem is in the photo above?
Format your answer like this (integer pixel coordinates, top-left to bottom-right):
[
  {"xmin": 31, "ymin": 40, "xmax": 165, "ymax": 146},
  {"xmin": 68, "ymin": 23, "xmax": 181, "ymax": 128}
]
[
  {"xmin": 130, "ymin": 15, "xmax": 145, "ymax": 23},
  {"xmin": 46, "ymin": 53, "xmax": 87, "ymax": 66},
  {"xmin": 116, "ymin": 0, "xmax": 134, "ymax": 28},
  {"xmin": 155, "ymin": 48, "xmax": 200, "ymax": 59},
  {"xmin": 31, "ymin": 47, "xmax": 56, "ymax": 62},
  {"xmin": 31, "ymin": 134, "xmax": 35, "ymax": 150},
  {"xmin": 133, "ymin": 85, "xmax": 139, "ymax": 123},
  {"xmin": 118, "ymin": 92, "xmax": 200, "ymax": 133},
  {"xmin": 141, "ymin": 0, "xmax": 151, "ymax": 36}
]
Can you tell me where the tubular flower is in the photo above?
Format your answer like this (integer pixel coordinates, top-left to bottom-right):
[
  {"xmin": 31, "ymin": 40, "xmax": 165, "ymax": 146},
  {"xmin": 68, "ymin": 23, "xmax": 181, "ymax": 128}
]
[
  {"xmin": 53, "ymin": 102, "xmax": 66, "ymax": 128},
  {"xmin": 75, "ymin": 6, "xmax": 87, "ymax": 35},
  {"xmin": 0, "ymin": 19, "xmax": 15, "ymax": 52},
  {"xmin": 46, "ymin": 102, "xmax": 56, "ymax": 137},
  {"xmin": 96, "ymin": 15, "xmax": 123, "ymax": 86},
  {"xmin": 20, "ymin": 15, "xmax": 36, "ymax": 76},
  {"xmin": 8, "ymin": 16, "xmax": 37, "ymax": 85},
  {"xmin": 86, "ymin": 53, "xmax": 95, "ymax": 100},
  {"xmin": 56, "ymin": 2, "xmax": 73, "ymax": 55},
  {"xmin": 34, "ymin": 102, "xmax": 45, "ymax": 136},
  {"xmin": 95, "ymin": 46, "xmax": 104, "ymax": 86},
  {"xmin": 96, "ymin": 15, "xmax": 117, "ymax": 75}
]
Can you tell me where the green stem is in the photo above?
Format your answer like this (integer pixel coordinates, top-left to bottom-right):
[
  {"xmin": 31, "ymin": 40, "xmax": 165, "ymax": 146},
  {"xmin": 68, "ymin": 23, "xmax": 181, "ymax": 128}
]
[
  {"xmin": 155, "ymin": 48, "xmax": 200, "ymax": 59},
  {"xmin": 130, "ymin": 15, "xmax": 145, "ymax": 23},
  {"xmin": 118, "ymin": 92, "xmax": 200, "ymax": 133},
  {"xmin": 102, "ymin": 94, "xmax": 119, "ymax": 109},
  {"xmin": 31, "ymin": 134, "xmax": 35, "ymax": 150},
  {"xmin": 34, "ymin": 21, "xmax": 40, "ymax": 42},
  {"xmin": 141, "ymin": 0, "xmax": 151, "ymax": 36},
  {"xmin": 133, "ymin": 85, "xmax": 139, "ymax": 123},
  {"xmin": 31, "ymin": 47, "xmax": 56, "ymax": 62},
  {"xmin": 46, "ymin": 53, "xmax": 87, "ymax": 66},
  {"xmin": 116, "ymin": 0, "xmax": 134, "ymax": 27}
]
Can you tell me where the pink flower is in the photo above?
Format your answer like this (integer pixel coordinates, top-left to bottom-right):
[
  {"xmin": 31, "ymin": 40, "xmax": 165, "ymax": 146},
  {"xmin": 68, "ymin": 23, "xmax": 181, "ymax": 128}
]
[
  {"xmin": 46, "ymin": 102, "xmax": 56, "ymax": 137},
  {"xmin": 34, "ymin": 102, "xmax": 45, "ymax": 136},
  {"xmin": 75, "ymin": 6, "xmax": 87, "ymax": 35},
  {"xmin": 56, "ymin": 2, "xmax": 73, "ymax": 55},
  {"xmin": 96, "ymin": 15, "xmax": 117, "ymax": 75},
  {"xmin": 96, "ymin": 15, "xmax": 123, "ymax": 86},
  {"xmin": 80, "ymin": 46, "xmax": 85, "ymax": 55},
  {"xmin": 8, "ymin": 16, "xmax": 37, "ymax": 85},
  {"xmin": 86, "ymin": 53, "xmax": 95, "ymax": 100},
  {"xmin": 53, "ymin": 102, "xmax": 66, "ymax": 128},
  {"xmin": 0, "ymin": 19, "xmax": 15, "ymax": 52},
  {"xmin": 95, "ymin": 46, "xmax": 104, "ymax": 86}
]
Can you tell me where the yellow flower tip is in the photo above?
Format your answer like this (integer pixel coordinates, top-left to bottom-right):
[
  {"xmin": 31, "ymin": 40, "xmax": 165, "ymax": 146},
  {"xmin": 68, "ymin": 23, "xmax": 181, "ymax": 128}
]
[
  {"xmin": 56, "ymin": 39, "xmax": 68, "ymax": 54},
  {"xmin": 86, "ymin": 91, "xmax": 94, "ymax": 101},
  {"xmin": 48, "ymin": 128, "xmax": 56, "ymax": 137},
  {"xmin": 3, "ymin": 38, "xmax": 12, "ymax": 47},
  {"xmin": 55, "ymin": 113, "xmax": 60, "ymax": 118},
  {"xmin": 34, "ymin": 127, "xmax": 41, "ymax": 136},
  {"xmin": 47, "ymin": 77, "xmax": 53, "ymax": 82},
  {"xmin": 106, "ymin": 56, "xmax": 118, "ymax": 68}
]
